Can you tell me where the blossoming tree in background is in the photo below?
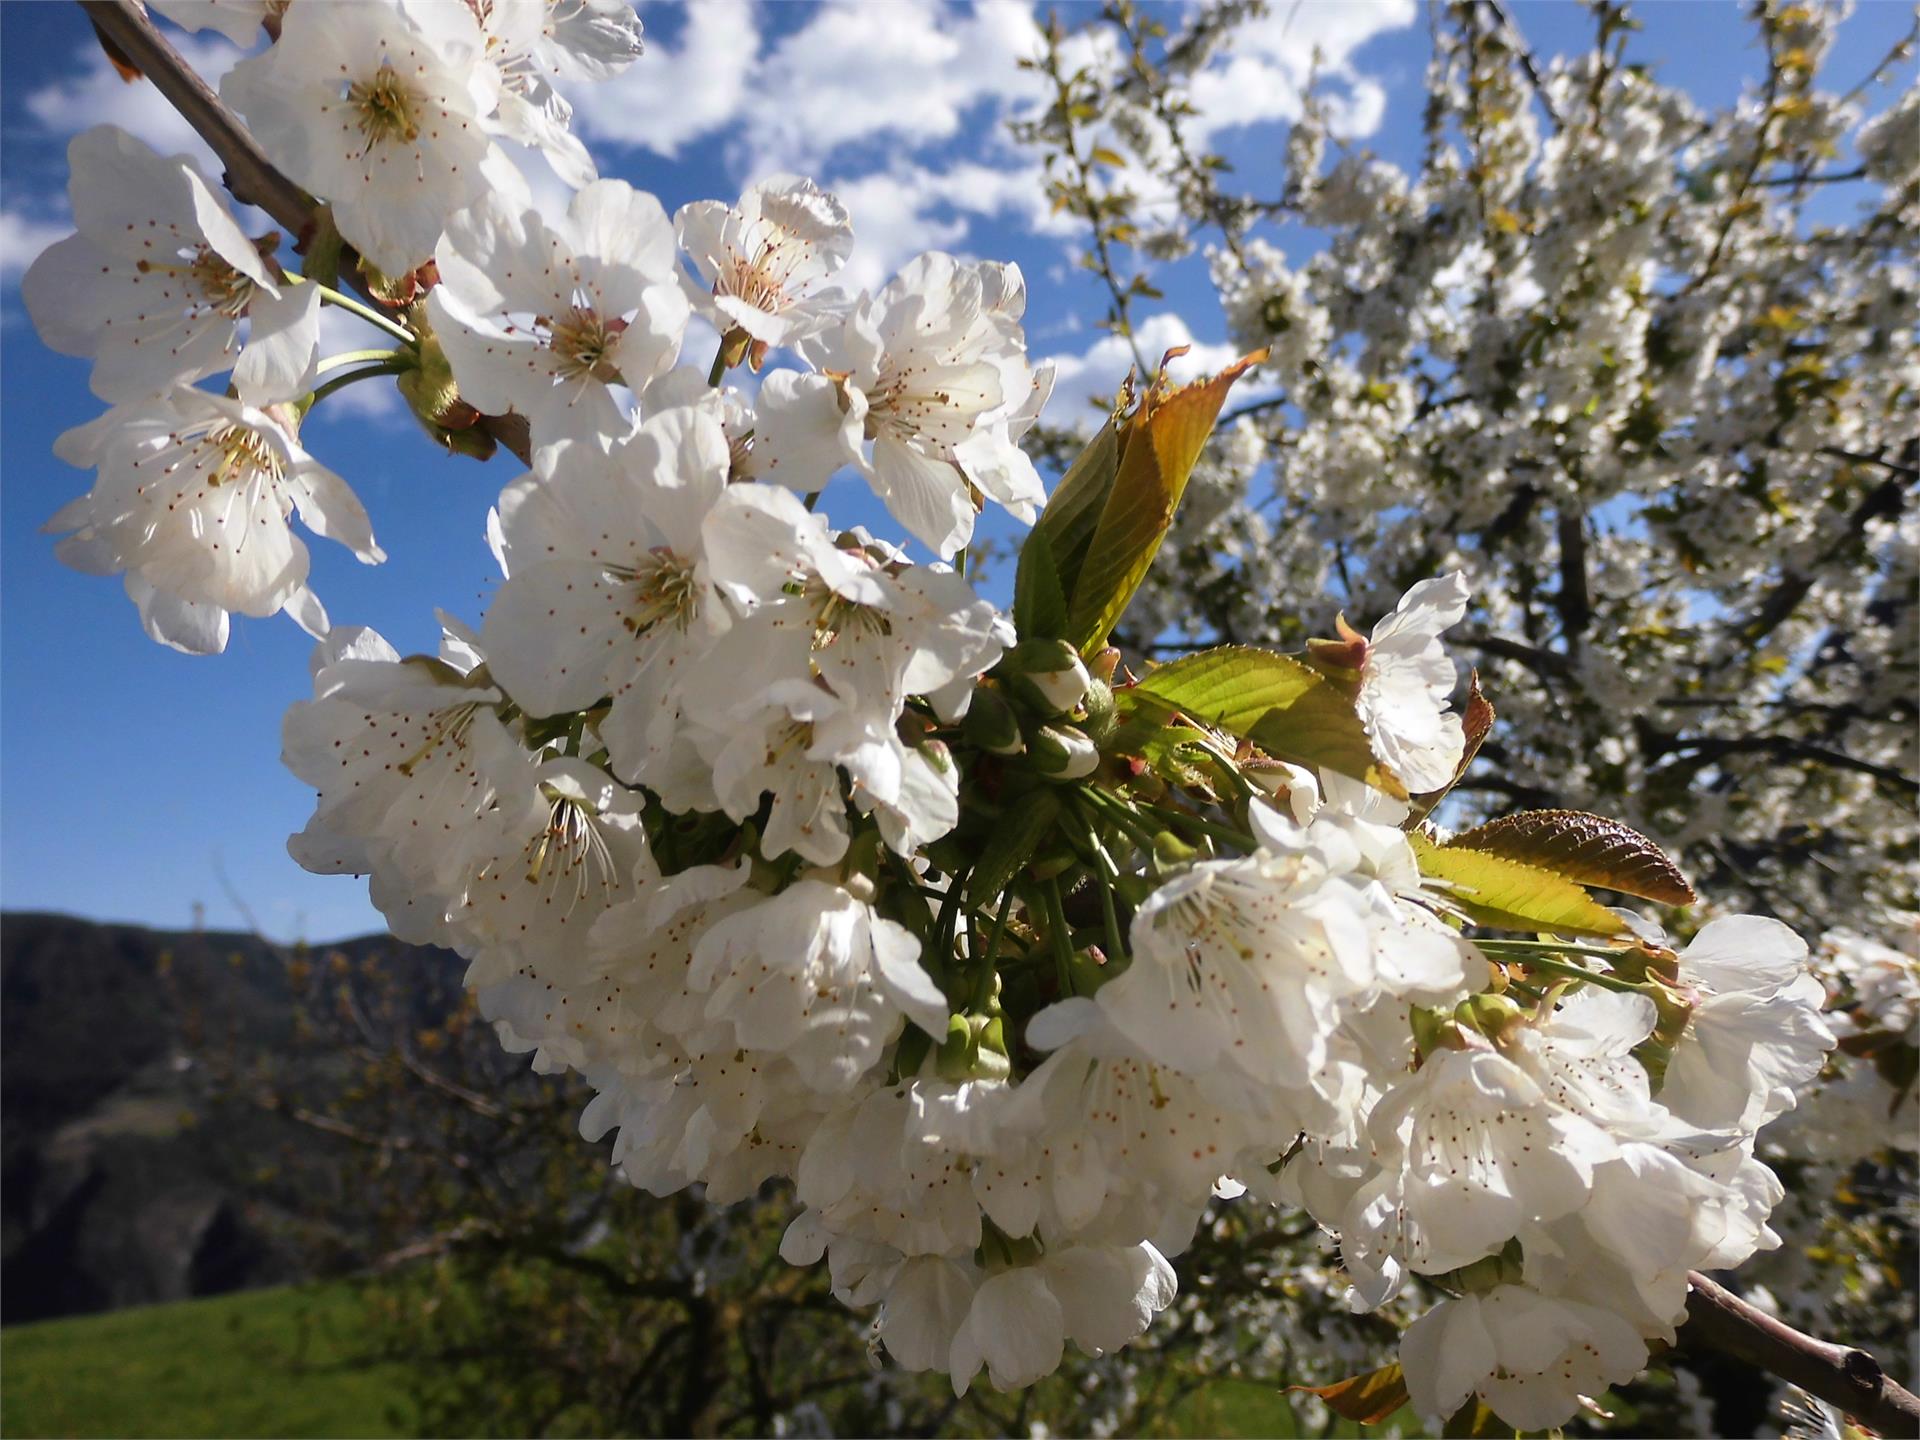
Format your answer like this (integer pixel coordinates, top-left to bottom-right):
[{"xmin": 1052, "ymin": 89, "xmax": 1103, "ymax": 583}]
[
  {"xmin": 1010, "ymin": 0, "xmax": 1917, "ymax": 1418},
  {"xmin": 20, "ymin": 0, "xmax": 1918, "ymax": 1435}
]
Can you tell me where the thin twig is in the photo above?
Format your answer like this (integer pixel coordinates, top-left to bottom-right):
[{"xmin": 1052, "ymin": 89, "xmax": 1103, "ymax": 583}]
[{"xmin": 1477, "ymin": 0, "xmax": 1562, "ymax": 130}]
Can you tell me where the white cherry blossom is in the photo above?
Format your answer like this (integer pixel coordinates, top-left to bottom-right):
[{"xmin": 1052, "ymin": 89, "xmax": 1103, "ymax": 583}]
[
  {"xmin": 222, "ymin": 0, "xmax": 515, "ymax": 277},
  {"xmin": 1660, "ymin": 915, "xmax": 1836, "ymax": 1133},
  {"xmin": 431, "ymin": 179, "xmax": 688, "ymax": 451},
  {"xmin": 49, "ymin": 387, "xmax": 382, "ymax": 654},
  {"xmin": 1354, "ymin": 571, "xmax": 1470, "ymax": 793},
  {"xmin": 674, "ymin": 177, "xmax": 853, "ymax": 349},
  {"xmin": 22, "ymin": 126, "xmax": 319, "ymax": 405},
  {"xmin": 1399, "ymin": 1286, "xmax": 1647, "ymax": 1431},
  {"xmin": 282, "ymin": 623, "xmax": 523, "ymax": 943},
  {"xmin": 689, "ymin": 878, "xmax": 948, "ymax": 1094},
  {"xmin": 455, "ymin": 756, "xmax": 651, "ymax": 985},
  {"xmin": 1098, "ymin": 807, "xmax": 1376, "ymax": 1089},
  {"xmin": 481, "ymin": 412, "xmax": 737, "ymax": 784},
  {"xmin": 767, "ymin": 252, "xmax": 1052, "ymax": 557},
  {"xmin": 149, "ymin": 0, "xmax": 278, "ymax": 43}
]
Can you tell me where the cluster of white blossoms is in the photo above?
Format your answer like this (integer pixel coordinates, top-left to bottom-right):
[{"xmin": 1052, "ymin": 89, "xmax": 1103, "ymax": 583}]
[{"xmin": 20, "ymin": 2, "xmax": 1870, "ymax": 1432}]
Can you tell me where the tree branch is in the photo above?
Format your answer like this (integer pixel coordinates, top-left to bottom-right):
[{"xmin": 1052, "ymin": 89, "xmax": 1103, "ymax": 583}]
[
  {"xmin": 1459, "ymin": 633, "xmax": 1576, "ymax": 679},
  {"xmin": 73, "ymin": 0, "xmax": 533, "ymax": 466},
  {"xmin": 78, "ymin": 0, "xmax": 315, "ymax": 234},
  {"xmin": 1653, "ymin": 733, "xmax": 1918, "ymax": 796},
  {"xmin": 1741, "ymin": 474, "xmax": 1906, "ymax": 645},
  {"xmin": 1475, "ymin": 0, "xmax": 1562, "ymax": 130},
  {"xmin": 1684, "ymin": 1271, "xmax": 1920, "ymax": 1438},
  {"xmin": 1555, "ymin": 509, "xmax": 1592, "ymax": 646}
]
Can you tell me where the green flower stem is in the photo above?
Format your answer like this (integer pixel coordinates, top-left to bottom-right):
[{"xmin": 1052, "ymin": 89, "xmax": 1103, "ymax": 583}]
[
  {"xmin": 1040, "ymin": 877, "xmax": 1075, "ymax": 997},
  {"xmin": 1066, "ymin": 797, "xmax": 1128, "ymax": 962},
  {"xmin": 935, "ymin": 870, "xmax": 968, "ymax": 955},
  {"xmin": 317, "ymin": 347, "xmax": 406, "ymax": 374},
  {"xmin": 976, "ymin": 888, "xmax": 1015, "ymax": 1008},
  {"xmin": 707, "ymin": 342, "xmax": 728, "ymax": 388},
  {"xmin": 1475, "ymin": 939, "xmax": 1642, "ymax": 961},
  {"xmin": 1146, "ymin": 802, "xmax": 1257, "ymax": 852},
  {"xmin": 283, "ymin": 272, "xmax": 416, "ymax": 345},
  {"xmin": 303, "ymin": 360, "xmax": 409, "ymax": 410},
  {"xmin": 1078, "ymin": 786, "xmax": 1160, "ymax": 849},
  {"xmin": 1480, "ymin": 948, "xmax": 1645, "ymax": 994}
]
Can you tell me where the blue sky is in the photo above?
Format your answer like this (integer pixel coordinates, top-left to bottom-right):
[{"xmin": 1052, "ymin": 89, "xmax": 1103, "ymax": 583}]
[{"xmin": 1, "ymin": 1, "xmax": 1910, "ymax": 942}]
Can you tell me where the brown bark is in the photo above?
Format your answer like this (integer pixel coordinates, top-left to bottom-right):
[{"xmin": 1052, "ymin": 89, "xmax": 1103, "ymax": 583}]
[{"xmin": 1685, "ymin": 1271, "xmax": 1920, "ymax": 1438}]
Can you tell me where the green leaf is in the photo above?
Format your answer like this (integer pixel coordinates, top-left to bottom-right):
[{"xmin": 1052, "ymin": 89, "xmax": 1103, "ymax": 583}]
[
  {"xmin": 1063, "ymin": 350, "xmax": 1266, "ymax": 654},
  {"xmin": 1448, "ymin": 810, "xmax": 1697, "ymax": 905},
  {"xmin": 1248, "ymin": 683, "xmax": 1406, "ymax": 798},
  {"xmin": 1017, "ymin": 415, "xmax": 1121, "ymax": 627},
  {"xmin": 1288, "ymin": 1362, "xmax": 1410, "ymax": 1425},
  {"xmin": 1114, "ymin": 644, "xmax": 1404, "ymax": 795},
  {"xmin": 1411, "ymin": 833, "xmax": 1628, "ymax": 938},
  {"xmin": 968, "ymin": 788, "xmax": 1062, "ymax": 905},
  {"xmin": 1012, "ymin": 521, "xmax": 1069, "ymax": 641},
  {"xmin": 1089, "ymin": 145, "xmax": 1129, "ymax": 168},
  {"xmin": 1129, "ymin": 646, "xmax": 1324, "ymax": 732}
]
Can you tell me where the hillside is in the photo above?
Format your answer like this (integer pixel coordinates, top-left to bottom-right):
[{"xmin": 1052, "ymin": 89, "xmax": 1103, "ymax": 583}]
[{"xmin": 0, "ymin": 912, "xmax": 463, "ymax": 1324}]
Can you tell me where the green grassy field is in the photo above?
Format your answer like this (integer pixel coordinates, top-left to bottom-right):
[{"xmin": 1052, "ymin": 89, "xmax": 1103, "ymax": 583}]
[
  {"xmin": 2, "ymin": 1282, "xmax": 1405, "ymax": 1439},
  {"xmin": 2, "ymin": 1284, "xmax": 416, "ymax": 1439}
]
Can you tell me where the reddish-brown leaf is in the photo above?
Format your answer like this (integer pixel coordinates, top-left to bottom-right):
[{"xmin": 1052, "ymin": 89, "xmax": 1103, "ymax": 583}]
[
  {"xmin": 1288, "ymin": 1362, "xmax": 1410, "ymax": 1424},
  {"xmin": 1448, "ymin": 808, "xmax": 1696, "ymax": 905}
]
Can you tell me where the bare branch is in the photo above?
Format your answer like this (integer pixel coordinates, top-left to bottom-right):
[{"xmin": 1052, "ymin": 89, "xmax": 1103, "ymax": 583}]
[
  {"xmin": 1475, "ymin": 0, "xmax": 1562, "ymax": 131},
  {"xmin": 1684, "ymin": 1271, "xmax": 1920, "ymax": 1438},
  {"xmin": 1754, "ymin": 165, "xmax": 1868, "ymax": 189},
  {"xmin": 78, "ymin": 0, "xmax": 315, "ymax": 235},
  {"xmin": 1459, "ymin": 633, "xmax": 1576, "ymax": 679},
  {"xmin": 1654, "ymin": 733, "xmax": 1918, "ymax": 796}
]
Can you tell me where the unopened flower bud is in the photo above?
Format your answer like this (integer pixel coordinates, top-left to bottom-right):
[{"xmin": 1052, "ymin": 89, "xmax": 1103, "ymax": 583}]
[
  {"xmin": 962, "ymin": 686, "xmax": 1025, "ymax": 755},
  {"xmin": 1002, "ymin": 638, "xmax": 1091, "ymax": 717},
  {"xmin": 1150, "ymin": 829, "xmax": 1204, "ymax": 871},
  {"xmin": 1458, "ymin": 991, "xmax": 1526, "ymax": 1040},
  {"xmin": 1031, "ymin": 723, "xmax": 1098, "ymax": 778},
  {"xmin": 1306, "ymin": 613, "xmax": 1370, "ymax": 680},
  {"xmin": 1068, "ymin": 944, "xmax": 1114, "ymax": 996}
]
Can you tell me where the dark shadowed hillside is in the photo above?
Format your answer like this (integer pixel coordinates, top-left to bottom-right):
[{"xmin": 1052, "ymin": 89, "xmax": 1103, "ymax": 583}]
[{"xmin": 0, "ymin": 913, "xmax": 464, "ymax": 1324}]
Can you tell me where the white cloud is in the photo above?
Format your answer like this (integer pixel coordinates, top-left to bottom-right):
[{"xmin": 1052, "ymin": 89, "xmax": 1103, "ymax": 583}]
[
  {"xmin": 736, "ymin": 0, "xmax": 1045, "ymax": 177},
  {"xmin": 25, "ymin": 35, "xmax": 246, "ymax": 173},
  {"xmin": 822, "ymin": 158, "xmax": 1072, "ymax": 296},
  {"xmin": 307, "ymin": 304, "xmax": 404, "ymax": 420},
  {"xmin": 0, "ymin": 207, "xmax": 68, "ymax": 280},
  {"xmin": 1041, "ymin": 312, "xmax": 1242, "ymax": 422},
  {"xmin": 1185, "ymin": 0, "xmax": 1413, "ymax": 144},
  {"xmin": 570, "ymin": 0, "xmax": 760, "ymax": 156}
]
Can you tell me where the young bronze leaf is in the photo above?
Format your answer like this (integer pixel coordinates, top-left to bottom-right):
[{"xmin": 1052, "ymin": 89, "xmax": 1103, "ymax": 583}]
[
  {"xmin": 1063, "ymin": 349, "xmax": 1267, "ymax": 654},
  {"xmin": 1411, "ymin": 832, "xmax": 1628, "ymax": 937},
  {"xmin": 1449, "ymin": 809, "xmax": 1696, "ymax": 905},
  {"xmin": 1288, "ymin": 1362, "xmax": 1411, "ymax": 1425}
]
